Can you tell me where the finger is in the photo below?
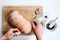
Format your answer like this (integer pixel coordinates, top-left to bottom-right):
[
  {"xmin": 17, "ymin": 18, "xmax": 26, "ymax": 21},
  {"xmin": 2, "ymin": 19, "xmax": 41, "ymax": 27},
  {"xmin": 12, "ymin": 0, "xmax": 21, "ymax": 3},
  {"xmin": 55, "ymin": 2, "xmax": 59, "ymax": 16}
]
[
  {"xmin": 13, "ymin": 29, "xmax": 21, "ymax": 34},
  {"xmin": 34, "ymin": 20, "xmax": 42, "ymax": 25},
  {"xmin": 31, "ymin": 22, "xmax": 36, "ymax": 29},
  {"xmin": 13, "ymin": 31, "xmax": 21, "ymax": 36},
  {"xmin": 33, "ymin": 21, "xmax": 37, "ymax": 26},
  {"xmin": 33, "ymin": 21, "xmax": 39, "ymax": 28},
  {"xmin": 10, "ymin": 28, "xmax": 21, "ymax": 34},
  {"xmin": 13, "ymin": 29, "xmax": 21, "ymax": 36},
  {"xmin": 34, "ymin": 20, "xmax": 40, "ymax": 25},
  {"xmin": 31, "ymin": 22, "xmax": 37, "ymax": 34}
]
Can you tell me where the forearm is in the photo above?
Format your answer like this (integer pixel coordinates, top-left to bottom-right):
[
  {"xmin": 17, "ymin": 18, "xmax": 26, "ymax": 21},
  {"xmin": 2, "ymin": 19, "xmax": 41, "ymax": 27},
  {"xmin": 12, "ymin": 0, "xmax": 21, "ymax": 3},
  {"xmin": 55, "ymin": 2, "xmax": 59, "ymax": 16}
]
[
  {"xmin": 34, "ymin": 31, "xmax": 42, "ymax": 40},
  {"xmin": 0, "ymin": 35, "xmax": 10, "ymax": 40},
  {"xmin": 0, "ymin": 37, "xmax": 9, "ymax": 40},
  {"xmin": 36, "ymin": 34, "xmax": 42, "ymax": 40}
]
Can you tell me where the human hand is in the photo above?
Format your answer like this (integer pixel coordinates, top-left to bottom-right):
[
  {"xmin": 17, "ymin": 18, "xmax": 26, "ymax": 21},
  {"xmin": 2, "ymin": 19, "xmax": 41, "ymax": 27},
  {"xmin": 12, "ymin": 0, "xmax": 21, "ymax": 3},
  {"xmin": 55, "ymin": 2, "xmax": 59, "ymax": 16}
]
[
  {"xmin": 32, "ymin": 21, "xmax": 43, "ymax": 40},
  {"xmin": 2, "ymin": 28, "xmax": 21, "ymax": 40}
]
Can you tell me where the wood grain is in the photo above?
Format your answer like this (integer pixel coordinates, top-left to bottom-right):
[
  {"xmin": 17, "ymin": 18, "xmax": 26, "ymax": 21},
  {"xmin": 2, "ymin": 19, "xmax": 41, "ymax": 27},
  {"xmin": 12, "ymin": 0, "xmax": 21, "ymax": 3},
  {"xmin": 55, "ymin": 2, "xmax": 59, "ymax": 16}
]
[{"xmin": 2, "ymin": 6, "xmax": 43, "ymax": 35}]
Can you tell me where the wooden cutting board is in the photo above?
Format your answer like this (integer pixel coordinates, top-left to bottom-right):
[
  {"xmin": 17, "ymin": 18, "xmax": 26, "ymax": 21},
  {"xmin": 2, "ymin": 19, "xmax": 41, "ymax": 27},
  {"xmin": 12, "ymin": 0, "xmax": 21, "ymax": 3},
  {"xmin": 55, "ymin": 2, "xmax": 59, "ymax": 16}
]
[{"xmin": 2, "ymin": 6, "xmax": 43, "ymax": 35}]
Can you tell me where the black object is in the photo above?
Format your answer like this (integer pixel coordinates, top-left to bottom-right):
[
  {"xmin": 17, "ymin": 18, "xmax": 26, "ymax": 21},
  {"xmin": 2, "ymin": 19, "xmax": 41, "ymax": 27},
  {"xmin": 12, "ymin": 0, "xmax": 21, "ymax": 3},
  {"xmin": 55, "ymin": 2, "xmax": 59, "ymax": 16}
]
[
  {"xmin": 33, "ymin": 21, "xmax": 37, "ymax": 26},
  {"xmin": 44, "ymin": 16, "xmax": 48, "ymax": 18},
  {"xmin": 13, "ymin": 30, "xmax": 18, "ymax": 33},
  {"xmin": 46, "ymin": 23, "xmax": 56, "ymax": 30}
]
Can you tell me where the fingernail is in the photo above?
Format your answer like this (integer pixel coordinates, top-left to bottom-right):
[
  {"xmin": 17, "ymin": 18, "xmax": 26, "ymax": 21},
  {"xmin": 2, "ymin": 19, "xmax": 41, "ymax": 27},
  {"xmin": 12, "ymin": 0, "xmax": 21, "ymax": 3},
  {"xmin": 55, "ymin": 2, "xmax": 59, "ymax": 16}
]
[{"xmin": 18, "ymin": 32, "xmax": 21, "ymax": 35}]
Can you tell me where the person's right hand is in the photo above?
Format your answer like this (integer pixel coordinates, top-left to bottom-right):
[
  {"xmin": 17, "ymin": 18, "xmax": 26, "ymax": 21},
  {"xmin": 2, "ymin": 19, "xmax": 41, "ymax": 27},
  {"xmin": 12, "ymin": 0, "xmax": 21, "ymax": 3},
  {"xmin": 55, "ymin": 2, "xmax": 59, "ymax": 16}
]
[{"xmin": 32, "ymin": 21, "xmax": 43, "ymax": 40}]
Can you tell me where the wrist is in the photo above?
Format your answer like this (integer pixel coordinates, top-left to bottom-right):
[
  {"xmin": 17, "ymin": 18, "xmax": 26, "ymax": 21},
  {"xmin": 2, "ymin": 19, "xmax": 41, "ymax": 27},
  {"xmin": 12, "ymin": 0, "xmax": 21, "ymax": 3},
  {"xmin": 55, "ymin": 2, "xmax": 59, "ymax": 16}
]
[
  {"xmin": 37, "ymin": 35, "xmax": 42, "ymax": 40},
  {"xmin": 34, "ymin": 32, "xmax": 42, "ymax": 40},
  {"xmin": 1, "ymin": 35, "xmax": 10, "ymax": 40},
  {"xmin": 36, "ymin": 34, "xmax": 42, "ymax": 40},
  {"xmin": 0, "ymin": 37, "xmax": 9, "ymax": 40}
]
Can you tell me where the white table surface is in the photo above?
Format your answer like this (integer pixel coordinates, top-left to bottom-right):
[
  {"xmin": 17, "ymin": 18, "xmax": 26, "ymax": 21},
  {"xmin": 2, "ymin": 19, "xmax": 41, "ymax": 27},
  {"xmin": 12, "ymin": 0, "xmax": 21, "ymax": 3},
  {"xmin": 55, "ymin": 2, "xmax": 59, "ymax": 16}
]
[{"xmin": 0, "ymin": 0, "xmax": 60, "ymax": 40}]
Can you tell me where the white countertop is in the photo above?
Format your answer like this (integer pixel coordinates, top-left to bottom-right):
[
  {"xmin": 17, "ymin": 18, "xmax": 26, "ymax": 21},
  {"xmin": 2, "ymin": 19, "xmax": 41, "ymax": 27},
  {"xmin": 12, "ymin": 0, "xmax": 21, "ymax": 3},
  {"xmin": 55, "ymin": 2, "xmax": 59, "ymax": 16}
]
[{"xmin": 0, "ymin": 0, "xmax": 60, "ymax": 40}]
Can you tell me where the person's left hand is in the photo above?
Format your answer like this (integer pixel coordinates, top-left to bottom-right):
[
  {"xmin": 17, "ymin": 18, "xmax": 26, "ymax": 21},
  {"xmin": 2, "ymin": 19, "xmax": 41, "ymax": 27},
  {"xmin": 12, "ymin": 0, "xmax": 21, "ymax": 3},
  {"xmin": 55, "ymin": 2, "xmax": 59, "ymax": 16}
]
[{"xmin": 2, "ymin": 28, "xmax": 21, "ymax": 40}]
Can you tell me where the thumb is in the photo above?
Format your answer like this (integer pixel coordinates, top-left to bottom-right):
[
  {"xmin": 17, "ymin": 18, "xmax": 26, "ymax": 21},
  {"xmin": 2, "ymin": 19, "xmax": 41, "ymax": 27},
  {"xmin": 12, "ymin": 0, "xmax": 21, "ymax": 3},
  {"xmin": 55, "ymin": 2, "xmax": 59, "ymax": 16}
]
[
  {"xmin": 13, "ymin": 30, "xmax": 21, "ymax": 37},
  {"xmin": 31, "ymin": 22, "xmax": 36, "ymax": 29}
]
